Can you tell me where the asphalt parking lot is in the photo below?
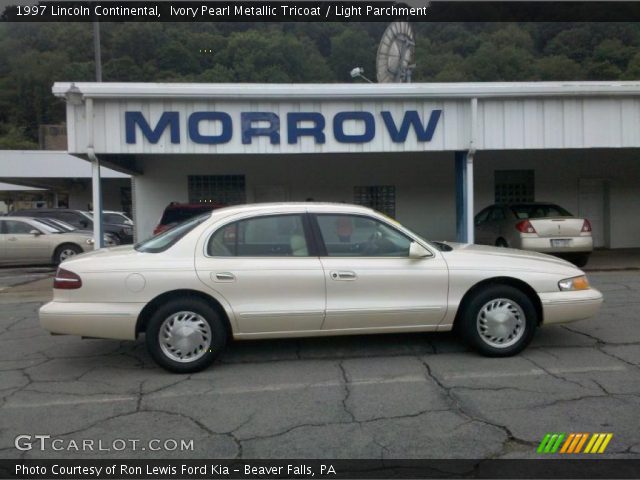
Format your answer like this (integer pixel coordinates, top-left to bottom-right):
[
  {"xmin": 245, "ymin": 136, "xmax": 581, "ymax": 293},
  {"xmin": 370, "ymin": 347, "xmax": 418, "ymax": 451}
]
[{"xmin": 0, "ymin": 268, "xmax": 639, "ymax": 460}]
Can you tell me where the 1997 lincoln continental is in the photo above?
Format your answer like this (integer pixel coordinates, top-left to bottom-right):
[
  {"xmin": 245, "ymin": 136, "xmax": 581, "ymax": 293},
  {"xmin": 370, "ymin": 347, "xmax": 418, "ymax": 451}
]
[{"xmin": 40, "ymin": 203, "xmax": 603, "ymax": 373}]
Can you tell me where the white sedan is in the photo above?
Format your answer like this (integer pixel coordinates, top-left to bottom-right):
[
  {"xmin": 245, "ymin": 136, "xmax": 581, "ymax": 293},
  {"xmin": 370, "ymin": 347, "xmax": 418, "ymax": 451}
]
[{"xmin": 40, "ymin": 203, "xmax": 603, "ymax": 373}]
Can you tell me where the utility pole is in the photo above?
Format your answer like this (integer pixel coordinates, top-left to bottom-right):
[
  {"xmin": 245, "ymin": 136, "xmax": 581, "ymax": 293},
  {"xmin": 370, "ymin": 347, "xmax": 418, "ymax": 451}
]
[
  {"xmin": 93, "ymin": 21, "xmax": 102, "ymax": 81},
  {"xmin": 92, "ymin": 20, "xmax": 104, "ymax": 247}
]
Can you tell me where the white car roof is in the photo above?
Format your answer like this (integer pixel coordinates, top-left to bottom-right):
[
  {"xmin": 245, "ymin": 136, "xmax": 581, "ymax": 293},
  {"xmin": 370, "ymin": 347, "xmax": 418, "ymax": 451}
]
[{"xmin": 210, "ymin": 202, "xmax": 376, "ymax": 219}]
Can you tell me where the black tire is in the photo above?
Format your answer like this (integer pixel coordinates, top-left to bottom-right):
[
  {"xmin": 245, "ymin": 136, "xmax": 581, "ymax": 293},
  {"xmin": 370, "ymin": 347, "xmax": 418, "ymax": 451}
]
[
  {"xmin": 53, "ymin": 243, "xmax": 83, "ymax": 265},
  {"xmin": 458, "ymin": 285, "xmax": 537, "ymax": 357},
  {"xmin": 145, "ymin": 297, "xmax": 227, "ymax": 373},
  {"xmin": 495, "ymin": 238, "xmax": 509, "ymax": 248},
  {"xmin": 571, "ymin": 254, "xmax": 590, "ymax": 268}
]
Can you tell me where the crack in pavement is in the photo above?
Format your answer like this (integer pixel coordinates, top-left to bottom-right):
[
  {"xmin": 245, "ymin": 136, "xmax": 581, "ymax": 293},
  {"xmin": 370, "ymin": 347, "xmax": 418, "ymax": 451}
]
[{"xmin": 420, "ymin": 357, "xmax": 537, "ymax": 458}]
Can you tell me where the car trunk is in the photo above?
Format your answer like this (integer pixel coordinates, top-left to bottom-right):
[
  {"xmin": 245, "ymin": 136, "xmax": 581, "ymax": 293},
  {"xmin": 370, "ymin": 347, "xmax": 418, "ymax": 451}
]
[{"xmin": 529, "ymin": 217, "xmax": 585, "ymax": 237}]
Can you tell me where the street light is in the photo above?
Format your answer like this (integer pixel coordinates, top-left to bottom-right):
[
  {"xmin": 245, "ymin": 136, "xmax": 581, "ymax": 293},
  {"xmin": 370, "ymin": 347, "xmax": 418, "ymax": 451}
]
[{"xmin": 350, "ymin": 67, "xmax": 374, "ymax": 84}]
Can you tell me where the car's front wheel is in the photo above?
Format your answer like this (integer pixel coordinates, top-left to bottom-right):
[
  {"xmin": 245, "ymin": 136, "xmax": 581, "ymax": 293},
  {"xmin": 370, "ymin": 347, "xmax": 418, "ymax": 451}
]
[
  {"xmin": 458, "ymin": 285, "xmax": 537, "ymax": 356},
  {"xmin": 145, "ymin": 298, "xmax": 227, "ymax": 373}
]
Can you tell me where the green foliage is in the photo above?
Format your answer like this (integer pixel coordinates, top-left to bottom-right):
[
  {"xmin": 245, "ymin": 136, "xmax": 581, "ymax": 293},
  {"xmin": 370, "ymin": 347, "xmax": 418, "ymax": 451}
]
[{"xmin": 1, "ymin": 22, "xmax": 639, "ymax": 147}]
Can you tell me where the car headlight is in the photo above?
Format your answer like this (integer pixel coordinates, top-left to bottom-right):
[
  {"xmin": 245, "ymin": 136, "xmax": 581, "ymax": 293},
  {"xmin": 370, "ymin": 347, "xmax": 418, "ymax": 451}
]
[
  {"xmin": 86, "ymin": 238, "xmax": 94, "ymax": 245},
  {"xmin": 558, "ymin": 275, "xmax": 590, "ymax": 291}
]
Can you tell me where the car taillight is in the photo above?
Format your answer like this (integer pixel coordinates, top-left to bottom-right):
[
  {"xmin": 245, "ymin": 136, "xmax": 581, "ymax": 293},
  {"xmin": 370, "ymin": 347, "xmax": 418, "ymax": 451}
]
[
  {"xmin": 53, "ymin": 268, "xmax": 82, "ymax": 289},
  {"xmin": 516, "ymin": 220, "xmax": 537, "ymax": 234},
  {"xmin": 153, "ymin": 225, "xmax": 166, "ymax": 235},
  {"xmin": 581, "ymin": 219, "xmax": 592, "ymax": 233}
]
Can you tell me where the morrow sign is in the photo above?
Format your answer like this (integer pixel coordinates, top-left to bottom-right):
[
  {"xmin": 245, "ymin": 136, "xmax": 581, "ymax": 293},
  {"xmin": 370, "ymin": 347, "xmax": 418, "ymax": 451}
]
[{"xmin": 125, "ymin": 110, "xmax": 442, "ymax": 145}]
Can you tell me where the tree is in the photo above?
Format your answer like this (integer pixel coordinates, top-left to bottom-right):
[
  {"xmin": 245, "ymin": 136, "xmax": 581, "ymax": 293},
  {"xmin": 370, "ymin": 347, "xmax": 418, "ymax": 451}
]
[{"xmin": 535, "ymin": 55, "xmax": 583, "ymax": 80}]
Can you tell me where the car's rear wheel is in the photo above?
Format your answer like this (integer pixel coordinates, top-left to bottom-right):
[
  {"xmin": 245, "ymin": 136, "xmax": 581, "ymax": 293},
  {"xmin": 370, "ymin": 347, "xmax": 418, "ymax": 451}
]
[
  {"xmin": 145, "ymin": 298, "xmax": 227, "ymax": 373},
  {"xmin": 458, "ymin": 285, "xmax": 537, "ymax": 356},
  {"xmin": 54, "ymin": 243, "xmax": 82, "ymax": 265}
]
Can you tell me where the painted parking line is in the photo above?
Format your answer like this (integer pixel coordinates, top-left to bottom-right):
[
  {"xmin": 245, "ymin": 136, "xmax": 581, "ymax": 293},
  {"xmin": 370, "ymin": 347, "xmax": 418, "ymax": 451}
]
[{"xmin": 2, "ymin": 365, "xmax": 626, "ymax": 409}]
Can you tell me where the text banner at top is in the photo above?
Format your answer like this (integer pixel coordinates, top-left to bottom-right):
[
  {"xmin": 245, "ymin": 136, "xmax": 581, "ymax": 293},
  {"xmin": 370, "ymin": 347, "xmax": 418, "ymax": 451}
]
[{"xmin": 4, "ymin": 1, "xmax": 640, "ymax": 22}]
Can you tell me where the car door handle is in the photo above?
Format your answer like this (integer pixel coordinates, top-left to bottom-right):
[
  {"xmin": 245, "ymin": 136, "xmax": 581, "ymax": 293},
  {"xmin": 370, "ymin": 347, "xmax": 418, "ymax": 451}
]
[
  {"xmin": 213, "ymin": 272, "xmax": 235, "ymax": 282},
  {"xmin": 7, "ymin": 237, "xmax": 17, "ymax": 241},
  {"xmin": 330, "ymin": 271, "xmax": 357, "ymax": 281}
]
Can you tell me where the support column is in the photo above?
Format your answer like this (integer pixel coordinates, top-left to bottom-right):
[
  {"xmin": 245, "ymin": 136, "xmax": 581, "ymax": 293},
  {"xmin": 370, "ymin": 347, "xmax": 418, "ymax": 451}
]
[
  {"xmin": 86, "ymin": 96, "xmax": 103, "ymax": 249},
  {"xmin": 455, "ymin": 150, "xmax": 475, "ymax": 243},
  {"xmin": 91, "ymin": 157, "xmax": 103, "ymax": 248}
]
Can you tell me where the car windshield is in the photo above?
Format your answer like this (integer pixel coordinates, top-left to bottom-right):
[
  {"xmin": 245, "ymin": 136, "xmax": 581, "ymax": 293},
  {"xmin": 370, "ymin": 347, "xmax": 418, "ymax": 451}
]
[
  {"xmin": 30, "ymin": 219, "xmax": 60, "ymax": 234},
  {"xmin": 510, "ymin": 204, "xmax": 573, "ymax": 219},
  {"xmin": 135, "ymin": 213, "xmax": 210, "ymax": 253},
  {"xmin": 43, "ymin": 218, "xmax": 76, "ymax": 232}
]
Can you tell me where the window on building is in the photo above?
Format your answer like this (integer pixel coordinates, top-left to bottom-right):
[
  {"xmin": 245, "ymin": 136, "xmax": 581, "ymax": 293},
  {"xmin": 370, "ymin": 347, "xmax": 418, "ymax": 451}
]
[
  {"xmin": 353, "ymin": 185, "xmax": 396, "ymax": 218},
  {"xmin": 188, "ymin": 175, "xmax": 246, "ymax": 205},
  {"xmin": 495, "ymin": 170, "xmax": 534, "ymax": 204},
  {"xmin": 208, "ymin": 214, "xmax": 309, "ymax": 257}
]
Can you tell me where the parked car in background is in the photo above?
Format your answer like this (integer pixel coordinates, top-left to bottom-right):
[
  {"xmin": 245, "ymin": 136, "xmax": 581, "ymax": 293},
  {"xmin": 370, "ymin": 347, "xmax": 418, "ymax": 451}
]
[
  {"xmin": 9, "ymin": 208, "xmax": 134, "ymax": 244},
  {"xmin": 154, "ymin": 202, "xmax": 224, "ymax": 235},
  {"xmin": 475, "ymin": 202, "xmax": 593, "ymax": 267},
  {"xmin": 0, "ymin": 217, "xmax": 95, "ymax": 265},
  {"xmin": 101, "ymin": 210, "xmax": 133, "ymax": 226},
  {"xmin": 36, "ymin": 217, "xmax": 118, "ymax": 247},
  {"xmin": 40, "ymin": 203, "xmax": 602, "ymax": 373}
]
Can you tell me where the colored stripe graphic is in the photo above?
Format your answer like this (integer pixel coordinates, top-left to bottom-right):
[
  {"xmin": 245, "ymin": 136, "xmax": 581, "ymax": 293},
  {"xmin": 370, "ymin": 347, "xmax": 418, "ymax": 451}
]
[
  {"xmin": 540, "ymin": 433, "xmax": 613, "ymax": 454},
  {"xmin": 574, "ymin": 433, "xmax": 589, "ymax": 453},
  {"xmin": 538, "ymin": 433, "xmax": 566, "ymax": 453},
  {"xmin": 585, "ymin": 433, "xmax": 614, "ymax": 454},
  {"xmin": 597, "ymin": 434, "xmax": 613, "ymax": 453}
]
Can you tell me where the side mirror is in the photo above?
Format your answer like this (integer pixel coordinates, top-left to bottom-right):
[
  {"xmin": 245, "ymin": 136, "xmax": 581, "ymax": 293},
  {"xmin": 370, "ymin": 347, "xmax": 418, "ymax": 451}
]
[
  {"xmin": 409, "ymin": 242, "xmax": 432, "ymax": 259},
  {"xmin": 29, "ymin": 229, "xmax": 41, "ymax": 236},
  {"xmin": 79, "ymin": 220, "xmax": 88, "ymax": 228}
]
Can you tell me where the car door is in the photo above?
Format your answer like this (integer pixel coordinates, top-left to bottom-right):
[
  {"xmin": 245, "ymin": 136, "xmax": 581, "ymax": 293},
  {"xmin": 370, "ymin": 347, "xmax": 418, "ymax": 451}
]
[
  {"xmin": 313, "ymin": 213, "xmax": 449, "ymax": 331},
  {"xmin": 1, "ymin": 219, "xmax": 50, "ymax": 264},
  {"xmin": 195, "ymin": 213, "xmax": 326, "ymax": 334}
]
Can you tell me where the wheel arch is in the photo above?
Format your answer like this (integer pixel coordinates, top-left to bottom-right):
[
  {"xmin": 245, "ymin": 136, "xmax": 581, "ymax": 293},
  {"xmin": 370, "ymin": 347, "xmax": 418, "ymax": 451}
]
[
  {"xmin": 135, "ymin": 289, "xmax": 234, "ymax": 339},
  {"xmin": 453, "ymin": 276, "xmax": 543, "ymax": 328}
]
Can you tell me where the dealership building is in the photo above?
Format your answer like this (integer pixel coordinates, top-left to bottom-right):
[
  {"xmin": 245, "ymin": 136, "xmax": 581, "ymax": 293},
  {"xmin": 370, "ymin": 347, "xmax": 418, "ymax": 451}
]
[{"xmin": 52, "ymin": 82, "xmax": 640, "ymax": 248}]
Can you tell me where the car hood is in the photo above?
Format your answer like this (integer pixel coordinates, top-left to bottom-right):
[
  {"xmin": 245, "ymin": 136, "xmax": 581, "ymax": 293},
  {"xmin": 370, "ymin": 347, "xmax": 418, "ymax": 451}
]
[{"xmin": 437, "ymin": 242, "xmax": 581, "ymax": 274}]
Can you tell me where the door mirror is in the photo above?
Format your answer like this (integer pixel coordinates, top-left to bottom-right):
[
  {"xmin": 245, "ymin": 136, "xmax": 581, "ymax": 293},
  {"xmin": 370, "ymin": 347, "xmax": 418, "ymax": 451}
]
[
  {"xmin": 409, "ymin": 242, "xmax": 432, "ymax": 259},
  {"xmin": 79, "ymin": 220, "xmax": 88, "ymax": 228},
  {"xmin": 29, "ymin": 229, "xmax": 42, "ymax": 236}
]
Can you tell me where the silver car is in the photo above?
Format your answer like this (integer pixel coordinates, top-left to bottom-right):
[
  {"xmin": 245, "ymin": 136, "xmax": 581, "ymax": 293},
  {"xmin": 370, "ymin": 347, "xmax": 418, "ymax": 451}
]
[
  {"xmin": 0, "ymin": 217, "xmax": 95, "ymax": 266},
  {"xmin": 475, "ymin": 203, "xmax": 593, "ymax": 267}
]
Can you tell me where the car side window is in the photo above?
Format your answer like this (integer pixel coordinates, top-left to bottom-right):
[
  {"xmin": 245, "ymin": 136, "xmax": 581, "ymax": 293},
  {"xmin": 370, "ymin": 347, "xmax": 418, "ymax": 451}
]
[
  {"xmin": 4, "ymin": 220, "xmax": 35, "ymax": 234},
  {"xmin": 316, "ymin": 214, "xmax": 412, "ymax": 257},
  {"xmin": 475, "ymin": 208, "xmax": 491, "ymax": 225},
  {"xmin": 489, "ymin": 207, "xmax": 506, "ymax": 221},
  {"xmin": 208, "ymin": 214, "xmax": 309, "ymax": 257},
  {"xmin": 56, "ymin": 212, "xmax": 85, "ymax": 227}
]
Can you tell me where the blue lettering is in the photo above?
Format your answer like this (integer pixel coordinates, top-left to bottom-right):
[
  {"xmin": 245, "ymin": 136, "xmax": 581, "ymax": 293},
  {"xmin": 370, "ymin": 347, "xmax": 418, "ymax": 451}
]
[
  {"xmin": 241, "ymin": 112, "xmax": 280, "ymax": 145},
  {"xmin": 381, "ymin": 110, "xmax": 442, "ymax": 143},
  {"xmin": 287, "ymin": 112, "xmax": 325, "ymax": 144},
  {"xmin": 333, "ymin": 112, "xmax": 375, "ymax": 143},
  {"xmin": 125, "ymin": 111, "xmax": 180, "ymax": 144},
  {"xmin": 188, "ymin": 112, "xmax": 232, "ymax": 144}
]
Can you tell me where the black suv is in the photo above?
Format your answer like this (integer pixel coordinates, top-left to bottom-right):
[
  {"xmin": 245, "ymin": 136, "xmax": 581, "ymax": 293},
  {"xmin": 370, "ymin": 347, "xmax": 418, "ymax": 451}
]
[{"xmin": 9, "ymin": 209, "xmax": 134, "ymax": 244}]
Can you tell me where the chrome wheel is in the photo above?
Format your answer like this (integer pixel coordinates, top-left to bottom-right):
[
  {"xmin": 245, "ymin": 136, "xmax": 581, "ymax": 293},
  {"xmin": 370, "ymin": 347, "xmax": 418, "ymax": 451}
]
[
  {"xmin": 59, "ymin": 248, "xmax": 78, "ymax": 262},
  {"xmin": 476, "ymin": 298, "xmax": 525, "ymax": 348},
  {"xmin": 159, "ymin": 311, "xmax": 212, "ymax": 363}
]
